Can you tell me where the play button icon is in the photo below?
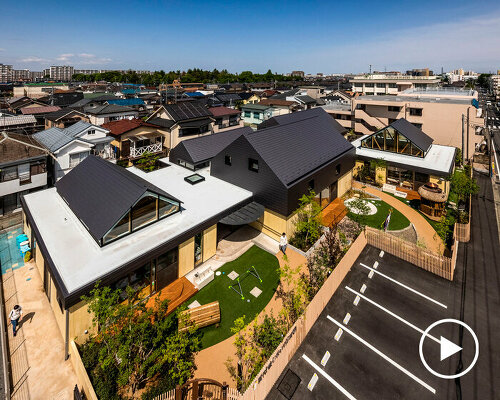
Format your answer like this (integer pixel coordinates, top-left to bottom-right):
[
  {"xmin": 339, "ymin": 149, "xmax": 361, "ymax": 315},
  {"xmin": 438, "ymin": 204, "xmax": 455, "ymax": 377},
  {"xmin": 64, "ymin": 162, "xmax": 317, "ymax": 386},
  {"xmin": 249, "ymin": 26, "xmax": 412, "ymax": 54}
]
[
  {"xmin": 439, "ymin": 336, "xmax": 462, "ymax": 361},
  {"xmin": 419, "ymin": 319, "xmax": 479, "ymax": 379}
]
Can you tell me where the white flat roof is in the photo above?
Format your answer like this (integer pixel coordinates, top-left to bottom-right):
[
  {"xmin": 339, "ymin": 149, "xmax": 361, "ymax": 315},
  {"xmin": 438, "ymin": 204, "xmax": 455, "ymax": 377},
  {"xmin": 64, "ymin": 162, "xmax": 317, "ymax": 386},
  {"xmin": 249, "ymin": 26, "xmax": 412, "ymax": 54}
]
[
  {"xmin": 23, "ymin": 159, "xmax": 253, "ymax": 294},
  {"xmin": 352, "ymin": 136, "xmax": 455, "ymax": 176}
]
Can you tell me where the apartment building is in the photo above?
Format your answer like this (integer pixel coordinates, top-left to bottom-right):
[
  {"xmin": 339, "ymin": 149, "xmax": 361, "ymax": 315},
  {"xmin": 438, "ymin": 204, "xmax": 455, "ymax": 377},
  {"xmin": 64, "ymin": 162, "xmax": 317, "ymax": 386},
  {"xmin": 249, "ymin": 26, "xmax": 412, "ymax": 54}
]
[
  {"xmin": 323, "ymin": 88, "xmax": 483, "ymax": 158},
  {"xmin": 490, "ymin": 75, "xmax": 500, "ymax": 100},
  {"xmin": 350, "ymin": 74, "xmax": 441, "ymax": 95},
  {"xmin": 0, "ymin": 64, "xmax": 13, "ymax": 82},
  {"xmin": 13, "ymin": 83, "xmax": 70, "ymax": 98},
  {"xmin": 49, "ymin": 65, "xmax": 74, "ymax": 81}
]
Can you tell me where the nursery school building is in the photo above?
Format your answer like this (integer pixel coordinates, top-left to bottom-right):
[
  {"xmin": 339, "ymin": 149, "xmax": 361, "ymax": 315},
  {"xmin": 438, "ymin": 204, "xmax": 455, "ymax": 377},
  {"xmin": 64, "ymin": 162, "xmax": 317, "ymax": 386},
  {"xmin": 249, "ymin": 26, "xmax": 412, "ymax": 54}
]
[{"xmin": 20, "ymin": 108, "xmax": 356, "ymax": 358}]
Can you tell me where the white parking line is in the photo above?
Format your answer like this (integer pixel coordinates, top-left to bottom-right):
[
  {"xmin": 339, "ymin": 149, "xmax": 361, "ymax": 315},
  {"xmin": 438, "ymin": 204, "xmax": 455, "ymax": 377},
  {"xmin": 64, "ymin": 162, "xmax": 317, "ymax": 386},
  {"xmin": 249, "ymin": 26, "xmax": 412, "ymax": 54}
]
[
  {"xmin": 302, "ymin": 354, "xmax": 358, "ymax": 400},
  {"xmin": 345, "ymin": 286, "xmax": 440, "ymax": 344},
  {"xmin": 327, "ymin": 316, "xmax": 436, "ymax": 394},
  {"xmin": 359, "ymin": 263, "xmax": 447, "ymax": 309}
]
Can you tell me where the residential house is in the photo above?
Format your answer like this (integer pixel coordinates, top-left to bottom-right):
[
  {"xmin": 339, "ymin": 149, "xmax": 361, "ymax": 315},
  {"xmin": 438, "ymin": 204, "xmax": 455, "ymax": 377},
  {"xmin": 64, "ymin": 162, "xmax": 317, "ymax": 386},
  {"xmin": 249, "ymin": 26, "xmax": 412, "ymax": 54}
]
[
  {"xmin": 44, "ymin": 109, "xmax": 90, "ymax": 129},
  {"xmin": 210, "ymin": 108, "xmax": 354, "ymax": 240},
  {"xmin": 146, "ymin": 102, "xmax": 215, "ymax": 149},
  {"xmin": 21, "ymin": 155, "xmax": 253, "ymax": 352},
  {"xmin": 33, "ymin": 121, "xmax": 113, "ymax": 181},
  {"xmin": 13, "ymin": 83, "xmax": 70, "ymax": 99},
  {"xmin": 240, "ymin": 103, "xmax": 291, "ymax": 127},
  {"xmin": 82, "ymin": 104, "xmax": 139, "ymax": 125},
  {"xmin": 238, "ymin": 92, "xmax": 260, "ymax": 105},
  {"xmin": 6, "ymin": 96, "xmax": 46, "ymax": 114},
  {"xmin": 0, "ymin": 132, "xmax": 48, "ymax": 225},
  {"xmin": 169, "ymin": 127, "xmax": 252, "ymax": 170},
  {"xmin": 258, "ymin": 99, "xmax": 298, "ymax": 114},
  {"xmin": 209, "ymin": 107, "xmax": 243, "ymax": 132},
  {"xmin": 213, "ymin": 93, "xmax": 242, "ymax": 108},
  {"xmin": 258, "ymin": 90, "xmax": 279, "ymax": 99},
  {"xmin": 0, "ymin": 114, "xmax": 38, "ymax": 134},
  {"xmin": 38, "ymin": 91, "xmax": 85, "ymax": 107},
  {"xmin": 102, "ymin": 118, "xmax": 169, "ymax": 162},
  {"xmin": 20, "ymin": 105, "xmax": 61, "ymax": 125}
]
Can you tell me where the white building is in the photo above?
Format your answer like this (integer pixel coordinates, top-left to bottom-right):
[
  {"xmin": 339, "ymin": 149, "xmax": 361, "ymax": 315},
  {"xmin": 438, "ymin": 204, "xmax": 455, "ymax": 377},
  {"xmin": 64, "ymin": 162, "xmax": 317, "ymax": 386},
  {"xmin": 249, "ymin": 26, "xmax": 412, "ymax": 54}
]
[
  {"xmin": 0, "ymin": 63, "xmax": 13, "ymax": 82},
  {"xmin": 33, "ymin": 121, "xmax": 114, "ymax": 181},
  {"xmin": 350, "ymin": 74, "xmax": 441, "ymax": 95},
  {"xmin": 49, "ymin": 65, "xmax": 74, "ymax": 81}
]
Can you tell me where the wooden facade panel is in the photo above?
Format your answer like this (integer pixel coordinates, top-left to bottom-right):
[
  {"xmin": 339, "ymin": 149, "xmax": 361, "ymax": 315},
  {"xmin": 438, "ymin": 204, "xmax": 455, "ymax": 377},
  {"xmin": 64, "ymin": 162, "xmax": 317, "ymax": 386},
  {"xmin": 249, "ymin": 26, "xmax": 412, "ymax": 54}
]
[
  {"xmin": 178, "ymin": 237, "xmax": 195, "ymax": 277},
  {"xmin": 202, "ymin": 224, "xmax": 217, "ymax": 262}
]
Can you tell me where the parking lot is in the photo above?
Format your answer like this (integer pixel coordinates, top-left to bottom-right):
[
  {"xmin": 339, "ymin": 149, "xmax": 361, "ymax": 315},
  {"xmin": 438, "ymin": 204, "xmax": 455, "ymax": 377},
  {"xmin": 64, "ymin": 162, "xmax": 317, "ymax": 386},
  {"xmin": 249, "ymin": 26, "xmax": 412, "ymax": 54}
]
[{"xmin": 266, "ymin": 245, "xmax": 475, "ymax": 400}]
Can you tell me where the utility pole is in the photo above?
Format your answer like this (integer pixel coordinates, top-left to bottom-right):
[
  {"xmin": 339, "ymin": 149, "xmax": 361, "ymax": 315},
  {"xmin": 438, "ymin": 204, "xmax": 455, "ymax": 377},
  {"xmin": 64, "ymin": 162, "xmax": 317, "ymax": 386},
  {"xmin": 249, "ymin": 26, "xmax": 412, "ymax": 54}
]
[
  {"xmin": 466, "ymin": 108, "xmax": 470, "ymax": 161},
  {"xmin": 462, "ymin": 114, "xmax": 465, "ymax": 164},
  {"xmin": 369, "ymin": 64, "xmax": 372, "ymax": 74}
]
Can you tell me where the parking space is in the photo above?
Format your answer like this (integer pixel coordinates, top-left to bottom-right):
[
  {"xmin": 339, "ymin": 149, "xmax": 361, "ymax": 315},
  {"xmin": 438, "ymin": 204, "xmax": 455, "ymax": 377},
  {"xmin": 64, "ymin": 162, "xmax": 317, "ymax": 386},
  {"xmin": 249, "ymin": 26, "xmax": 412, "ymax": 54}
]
[{"xmin": 266, "ymin": 245, "xmax": 467, "ymax": 400}]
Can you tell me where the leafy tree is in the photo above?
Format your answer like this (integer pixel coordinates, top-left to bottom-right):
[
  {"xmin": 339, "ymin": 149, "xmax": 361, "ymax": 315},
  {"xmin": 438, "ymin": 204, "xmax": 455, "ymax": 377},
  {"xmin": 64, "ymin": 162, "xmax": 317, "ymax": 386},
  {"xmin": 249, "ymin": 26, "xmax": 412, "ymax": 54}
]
[
  {"xmin": 81, "ymin": 285, "xmax": 200, "ymax": 397},
  {"xmin": 450, "ymin": 169, "xmax": 478, "ymax": 204},
  {"xmin": 455, "ymin": 148, "xmax": 462, "ymax": 166},
  {"xmin": 302, "ymin": 223, "xmax": 343, "ymax": 300},
  {"xmin": 289, "ymin": 191, "xmax": 323, "ymax": 251}
]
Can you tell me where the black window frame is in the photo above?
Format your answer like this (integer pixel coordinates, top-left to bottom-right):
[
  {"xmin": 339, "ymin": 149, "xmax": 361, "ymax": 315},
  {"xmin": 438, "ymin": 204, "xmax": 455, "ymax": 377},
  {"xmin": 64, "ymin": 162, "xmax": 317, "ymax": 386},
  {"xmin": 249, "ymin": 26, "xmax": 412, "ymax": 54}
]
[
  {"xmin": 248, "ymin": 158, "xmax": 259, "ymax": 173},
  {"xmin": 225, "ymin": 155, "xmax": 232, "ymax": 166}
]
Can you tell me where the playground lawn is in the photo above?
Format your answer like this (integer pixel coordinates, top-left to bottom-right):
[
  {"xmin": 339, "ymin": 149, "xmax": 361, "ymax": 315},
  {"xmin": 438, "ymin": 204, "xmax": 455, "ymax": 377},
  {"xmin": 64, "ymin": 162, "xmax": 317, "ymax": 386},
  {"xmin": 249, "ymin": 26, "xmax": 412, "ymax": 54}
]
[
  {"xmin": 185, "ymin": 245, "xmax": 280, "ymax": 349},
  {"xmin": 348, "ymin": 199, "xmax": 410, "ymax": 231}
]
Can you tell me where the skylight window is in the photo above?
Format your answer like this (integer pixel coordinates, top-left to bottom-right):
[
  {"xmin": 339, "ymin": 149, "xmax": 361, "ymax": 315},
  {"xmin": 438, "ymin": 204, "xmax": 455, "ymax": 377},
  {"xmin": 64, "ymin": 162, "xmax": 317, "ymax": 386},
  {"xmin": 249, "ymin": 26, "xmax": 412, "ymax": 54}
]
[{"xmin": 184, "ymin": 173, "xmax": 205, "ymax": 185}]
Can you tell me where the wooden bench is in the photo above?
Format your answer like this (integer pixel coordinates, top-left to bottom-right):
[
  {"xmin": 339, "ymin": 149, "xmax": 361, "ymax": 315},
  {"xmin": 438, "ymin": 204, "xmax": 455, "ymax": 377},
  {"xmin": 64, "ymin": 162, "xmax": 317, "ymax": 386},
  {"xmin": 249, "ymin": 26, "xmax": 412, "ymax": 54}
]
[{"xmin": 178, "ymin": 301, "xmax": 221, "ymax": 333}]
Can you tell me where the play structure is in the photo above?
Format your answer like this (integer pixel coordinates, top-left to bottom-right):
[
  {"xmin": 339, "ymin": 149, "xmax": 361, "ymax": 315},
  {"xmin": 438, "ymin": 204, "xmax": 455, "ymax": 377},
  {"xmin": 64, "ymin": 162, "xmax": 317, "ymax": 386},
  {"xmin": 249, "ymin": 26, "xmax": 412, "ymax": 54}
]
[{"xmin": 228, "ymin": 265, "xmax": 262, "ymax": 300}]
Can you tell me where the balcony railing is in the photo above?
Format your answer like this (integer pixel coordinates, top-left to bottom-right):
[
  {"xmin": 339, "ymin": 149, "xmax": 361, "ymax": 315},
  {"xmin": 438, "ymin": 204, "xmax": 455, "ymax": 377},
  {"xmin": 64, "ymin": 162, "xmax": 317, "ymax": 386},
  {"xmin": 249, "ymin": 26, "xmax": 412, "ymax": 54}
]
[
  {"xmin": 130, "ymin": 142, "xmax": 162, "ymax": 158},
  {"xmin": 94, "ymin": 148, "xmax": 116, "ymax": 160}
]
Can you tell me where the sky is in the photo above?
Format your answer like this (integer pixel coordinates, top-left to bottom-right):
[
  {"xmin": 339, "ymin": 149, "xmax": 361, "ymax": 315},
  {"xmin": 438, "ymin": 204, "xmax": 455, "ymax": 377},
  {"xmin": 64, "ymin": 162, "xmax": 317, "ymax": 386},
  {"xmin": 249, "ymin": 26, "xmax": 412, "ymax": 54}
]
[{"xmin": 2, "ymin": 0, "xmax": 500, "ymax": 74}]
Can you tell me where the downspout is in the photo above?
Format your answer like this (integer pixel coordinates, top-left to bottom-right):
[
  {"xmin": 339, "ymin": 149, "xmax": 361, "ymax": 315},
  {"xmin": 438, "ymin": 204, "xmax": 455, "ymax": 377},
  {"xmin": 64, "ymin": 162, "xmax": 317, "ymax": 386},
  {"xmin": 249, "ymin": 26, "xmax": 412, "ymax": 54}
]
[{"xmin": 64, "ymin": 309, "xmax": 70, "ymax": 361}]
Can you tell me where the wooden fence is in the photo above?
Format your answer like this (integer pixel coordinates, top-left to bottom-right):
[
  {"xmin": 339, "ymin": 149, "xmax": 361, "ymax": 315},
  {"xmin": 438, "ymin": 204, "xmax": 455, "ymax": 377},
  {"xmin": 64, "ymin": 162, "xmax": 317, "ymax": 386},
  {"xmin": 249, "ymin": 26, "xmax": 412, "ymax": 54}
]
[
  {"xmin": 365, "ymin": 226, "xmax": 456, "ymax": 280},
  {"xmin": 153, "ymin": 383, "xmax": 240, "ymax": 400}
]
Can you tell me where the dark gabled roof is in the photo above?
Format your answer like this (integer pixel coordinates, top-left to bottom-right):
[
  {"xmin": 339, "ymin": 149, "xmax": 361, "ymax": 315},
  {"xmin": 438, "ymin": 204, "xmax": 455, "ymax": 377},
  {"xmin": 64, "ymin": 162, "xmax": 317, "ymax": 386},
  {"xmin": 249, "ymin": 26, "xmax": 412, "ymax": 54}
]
[
  {"xmin": 56, "ymin": 156, "xmax": 181, "ymax": 243},
  {"xmin": 208, "ymin": 106, "xmax": 241, "ymax": 117},
  {"xmin": 215, "ymin": 93, "xmax": 242, "ymax": 102},
  {"xmin": 178, "ymin": 117, "xmax": 213, "ymax": 129},
  {"xmin": 147, "ymin": 117, "xmax": 175, "ymax": 129},
  {"xmin": 389, "ymin": 118, "xmax": 433, "ymax": 152},
  {"xmin": 244, "ymin": 108, "xmax": 353, "ymax": 186},
  {"xmin": 295, "ymin": 95, "xmax": 316, "ymax": 104},
  {"xmin": 237, "ymin": 92, "xmax": 254, "ymax": 101},
  {"xmin": 270, "ymin": 88, "xmax": 299, "ymax": 100},
  {"xmin": 44, "ymin": 108, "xmax": 86, "ymax": 121},
  {"xmin": 163, "ymin": 102, "xmax": 212, "ymax": 122},
  {"xmin": 38, "ymin": 92, "xmax": 84, "ymax": 107},
  {"xmin": 169, "ymin": 127, "xmax": 252, "ymax": 165},
  {"xmin": 83, "ymin": 104, "xmax": 136, "ymax": 115}
]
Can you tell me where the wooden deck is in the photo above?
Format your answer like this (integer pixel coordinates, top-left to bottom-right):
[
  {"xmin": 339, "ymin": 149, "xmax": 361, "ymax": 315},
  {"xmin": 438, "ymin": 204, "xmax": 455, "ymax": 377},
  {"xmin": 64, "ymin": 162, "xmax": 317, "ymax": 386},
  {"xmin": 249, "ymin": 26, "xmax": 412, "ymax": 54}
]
[
  {"xmin": 395, "ymin": 186, "xmax": 421, "ymax": 201},
  {"xmin": 321, "ymin": 198, "xmax": 348, "ymax": 226},
  {"xmin": 146, "ymin": 276, "xmax": 197, "ymax": 315}
]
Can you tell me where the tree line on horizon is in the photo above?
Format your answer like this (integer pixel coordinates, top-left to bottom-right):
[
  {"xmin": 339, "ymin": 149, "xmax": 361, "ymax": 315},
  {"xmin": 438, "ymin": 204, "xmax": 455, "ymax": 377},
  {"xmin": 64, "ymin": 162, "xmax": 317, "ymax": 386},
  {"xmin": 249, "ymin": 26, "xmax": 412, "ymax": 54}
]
[{"xmin": 72, "ymin": 68, "xmax": 304, "ymax": 85}]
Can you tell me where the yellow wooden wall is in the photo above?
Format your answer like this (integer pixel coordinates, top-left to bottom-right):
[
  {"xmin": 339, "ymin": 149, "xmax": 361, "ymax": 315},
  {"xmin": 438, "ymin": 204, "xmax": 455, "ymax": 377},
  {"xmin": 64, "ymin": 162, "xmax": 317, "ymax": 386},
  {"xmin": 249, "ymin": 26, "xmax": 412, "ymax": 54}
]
[
  {"xmin": 202, "ymin": 224, "xmax": 217, "ymax": 262},
  {"xmin": 375, "ymin": 166, "xmax": 387, "ymax": 185},
  {"xmin": 178, "ymin": 237, "xmax": 195, "ymax": 277},
  {"xmin": 69, "ymin": 300, "xmax": 96, "ymax": 344},
  {"xmin": 337, "ymin": 170, "xmax": 353, "ymax": 197}
]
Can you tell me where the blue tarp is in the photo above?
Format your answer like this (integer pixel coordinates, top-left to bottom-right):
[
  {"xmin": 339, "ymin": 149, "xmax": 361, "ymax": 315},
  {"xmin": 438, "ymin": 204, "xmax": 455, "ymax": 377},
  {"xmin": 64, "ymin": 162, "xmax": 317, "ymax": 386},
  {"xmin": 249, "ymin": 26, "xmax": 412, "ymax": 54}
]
[{"xmin": 108, "ymin": 98, "xmax": 145, "ymax": 106}]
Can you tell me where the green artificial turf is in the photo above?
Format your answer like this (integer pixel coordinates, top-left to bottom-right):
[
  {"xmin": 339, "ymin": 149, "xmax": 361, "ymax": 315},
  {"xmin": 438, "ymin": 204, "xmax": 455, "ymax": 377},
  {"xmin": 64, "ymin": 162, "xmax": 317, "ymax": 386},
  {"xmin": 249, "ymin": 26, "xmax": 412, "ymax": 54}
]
[
  {"xmin": 348, "ymin": 199, "xmax": 410, "ymax": 231},
  {"xmin": 185, "ymin": 245, "xmax": 280, "ymax": 349}
]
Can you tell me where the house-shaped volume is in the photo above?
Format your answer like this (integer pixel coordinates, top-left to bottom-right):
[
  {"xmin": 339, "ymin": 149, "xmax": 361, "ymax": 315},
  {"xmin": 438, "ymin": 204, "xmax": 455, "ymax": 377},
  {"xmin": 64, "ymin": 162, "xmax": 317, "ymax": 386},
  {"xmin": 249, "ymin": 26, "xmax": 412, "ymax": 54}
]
[{"xmin": 55, "ymin": 155, "xmax": 182, "ymax": 246}]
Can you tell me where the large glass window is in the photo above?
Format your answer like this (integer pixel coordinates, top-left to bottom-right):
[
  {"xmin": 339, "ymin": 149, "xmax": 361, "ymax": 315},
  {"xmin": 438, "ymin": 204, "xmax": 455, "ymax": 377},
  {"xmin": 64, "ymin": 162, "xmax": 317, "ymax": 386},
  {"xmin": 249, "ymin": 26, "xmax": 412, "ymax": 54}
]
[
  {"xmin": 103, "ymin": 212, "xmax": 130, "ymax": 244},
  {"xmin": 1, "ymin": 166, "xmax": 18, "ymax": 182},
  {"xmin": 132, "ymin": 194, "xmax": 157, "ymax": 231},
  {"xmin": 159, "ymin": 196, "xmax": 179, "ymax": 219},
  {"xmin": 194, "ymin": 232, "xmax": 203, "ymax": 266},
  {"xmin": 156, "ymin": 248, "xmax": 178, "ymax": 290},
  {"xmin": 129, "ymin": 262, "xmax": 152, "ymax": 296},
  {"xmin": 409, "ymin": 108, "xmax": 423, "ymax": 116},
  {"xmin": 385, "ymin": 128, "xmax": 396, "ymax": 152}
]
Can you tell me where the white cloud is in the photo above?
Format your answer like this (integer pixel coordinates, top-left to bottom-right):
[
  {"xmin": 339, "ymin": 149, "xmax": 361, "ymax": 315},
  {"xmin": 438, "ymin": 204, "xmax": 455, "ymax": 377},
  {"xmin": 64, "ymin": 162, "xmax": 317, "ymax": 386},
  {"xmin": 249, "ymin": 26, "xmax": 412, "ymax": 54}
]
[
  {"xmin": 56, "ymin": 53, "xmax": 74, "ymax": 61},
  {"xmin": 79, "ymin": 53, "xmax": 96, "ymax": 58},
  {"xmin": 0, "ymin": 48, "xmax": 5, "ymax": 51},
  {"xmin": 20, "ymin": 56, "xmax": 50, "ymax": 63}
]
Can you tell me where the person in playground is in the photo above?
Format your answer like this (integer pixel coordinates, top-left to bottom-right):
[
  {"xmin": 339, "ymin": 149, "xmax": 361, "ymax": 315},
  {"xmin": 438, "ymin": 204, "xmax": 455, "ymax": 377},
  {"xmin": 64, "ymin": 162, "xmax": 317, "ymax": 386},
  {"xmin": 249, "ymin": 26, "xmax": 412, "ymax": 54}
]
[{"xmin": 279, "ymin": 232, "xmax": 287, "ymax": 255}]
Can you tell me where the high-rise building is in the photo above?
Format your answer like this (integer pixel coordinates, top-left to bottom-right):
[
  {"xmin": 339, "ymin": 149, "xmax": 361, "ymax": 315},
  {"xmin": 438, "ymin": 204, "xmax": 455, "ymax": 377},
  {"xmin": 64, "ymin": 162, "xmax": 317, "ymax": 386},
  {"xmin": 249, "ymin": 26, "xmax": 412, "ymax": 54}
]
[
  {"xmin": 12, "ymin": 69, "xmax": 31, "ymax": 81},
  {"xmin": 49, "ymin": 65, "xmax": 74, "ymax": 81},
  {"xmin": 0, "ymin": 63, "xmax": 13, "ymax": 82}
]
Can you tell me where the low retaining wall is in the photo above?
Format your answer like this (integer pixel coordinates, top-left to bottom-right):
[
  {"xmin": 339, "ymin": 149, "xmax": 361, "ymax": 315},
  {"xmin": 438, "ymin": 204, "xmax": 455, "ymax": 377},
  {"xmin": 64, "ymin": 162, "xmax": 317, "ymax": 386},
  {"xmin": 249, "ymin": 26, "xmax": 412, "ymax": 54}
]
[
  {"xmin": 240, "ymin": 232, "xmax": 367, "ymax": 400},
  {"xmin": 68, "ymin": 340, "xmax": 98, "ymax": 400}
]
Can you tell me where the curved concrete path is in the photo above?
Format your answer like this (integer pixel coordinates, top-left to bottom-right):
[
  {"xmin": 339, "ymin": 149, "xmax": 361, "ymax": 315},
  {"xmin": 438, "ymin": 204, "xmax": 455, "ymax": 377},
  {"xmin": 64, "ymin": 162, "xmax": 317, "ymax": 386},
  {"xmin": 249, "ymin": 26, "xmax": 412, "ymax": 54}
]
[
  {"xmin": 353, "ymin": 181, "xmax": 445, "ymax": 254},
  {"xmin": 193, "ymin": 249, "xmax": 307, "ymax": 386}
]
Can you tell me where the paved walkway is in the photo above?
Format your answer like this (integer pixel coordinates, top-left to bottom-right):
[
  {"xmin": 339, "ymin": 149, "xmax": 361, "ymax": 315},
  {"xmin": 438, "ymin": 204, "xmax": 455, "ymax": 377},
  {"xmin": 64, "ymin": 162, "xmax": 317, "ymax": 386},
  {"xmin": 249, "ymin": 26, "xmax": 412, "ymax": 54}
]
[
  {"xmin": 194, "ymin": 248, "xmax": 307, "ymax": 386},
  {"xmin": 353, "ymin": 181, "xmax": 444, "ymax": 254},
  {"xmin": 3, "ymin": 261, "xmax": 77, "ymax": 400}
]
